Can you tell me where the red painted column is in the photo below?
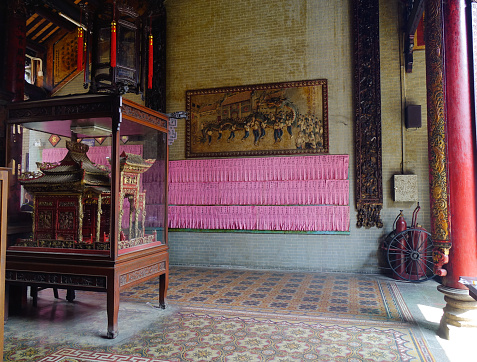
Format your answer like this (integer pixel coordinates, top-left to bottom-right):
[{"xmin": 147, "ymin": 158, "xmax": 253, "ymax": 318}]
[{"xmin": 443, "ymin": 0, "xmax": 477, "ymax": 289}]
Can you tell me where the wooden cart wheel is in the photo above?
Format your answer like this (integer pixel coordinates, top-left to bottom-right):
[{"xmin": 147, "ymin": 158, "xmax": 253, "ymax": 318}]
[{"xmin": 386, "ymin": 228, "xmax": 436, "ymax": 282}]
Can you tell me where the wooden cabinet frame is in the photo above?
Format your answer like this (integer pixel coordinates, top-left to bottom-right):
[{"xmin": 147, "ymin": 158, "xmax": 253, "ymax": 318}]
[{"xmin": 4, "ymin": 95, "xmax": 169, "ymax": 338}]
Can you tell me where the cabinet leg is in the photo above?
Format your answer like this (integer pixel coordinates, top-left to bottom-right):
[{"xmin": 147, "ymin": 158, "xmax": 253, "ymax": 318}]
[
  {"xmin": 4, "ymin": 284, "xmax": 9, "ymax": 322},
  {"xmin": 8, "ymin": 285, "xmax": 27, "ymax": 314},
  {"xmin": 106, "ymin": 282, "xmax": 119, "ymax": 339},
  {"xmin": 30, "ymin": 286, "xmax": 38, "ymax": 307},
  {"xmin": 66, "ymin": 289, "xmax": 75, "ymax": 302},
  {"xmin": 159, "ymin": 273, "xmax": 166, "ymax": 309},
  {"xmin": 164, "ymin": 268, "xmax": 169, "ymax": 298}
]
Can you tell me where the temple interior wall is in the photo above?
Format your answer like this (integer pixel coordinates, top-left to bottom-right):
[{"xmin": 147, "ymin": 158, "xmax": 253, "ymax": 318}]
[
  {"xmin": 54, "ymin": 0, "xmax": 430, "ymax": 273},
  {"xmin": 164, "ymin": 0, "xmax": 429, "ymax": 273}
]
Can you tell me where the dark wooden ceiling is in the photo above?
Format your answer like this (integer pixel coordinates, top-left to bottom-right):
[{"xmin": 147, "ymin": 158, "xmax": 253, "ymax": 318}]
[
  {"xmin": 25, "ymin": 0, "xmax": 84, "ymax": 55},
  {"xmin": 25, "ymin": 0, "xmax": 154, "ymax": 55}
]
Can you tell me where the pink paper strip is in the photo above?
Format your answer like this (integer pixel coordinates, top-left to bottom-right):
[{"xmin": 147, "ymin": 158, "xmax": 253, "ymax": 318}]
[
  {"xmin": 168, "ymin": 205, "xmax": 349, "ymax": 232},
  {"xmin": 167, "ymin": 155, "xmax": 350, "ymax": 232}
]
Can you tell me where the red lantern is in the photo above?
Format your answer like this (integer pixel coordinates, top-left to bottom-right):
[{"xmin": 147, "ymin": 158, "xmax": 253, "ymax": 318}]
[
  {"xmin": 77, "ymin": 27, "xmax": 84, "ymax": 71},
  {"xmin": 111, "ymin": 21, "xmax": 117, "ymax": 67},
  {"xmin": 148, "ymin": 34, "xmax": 153, "ymax": 89}
]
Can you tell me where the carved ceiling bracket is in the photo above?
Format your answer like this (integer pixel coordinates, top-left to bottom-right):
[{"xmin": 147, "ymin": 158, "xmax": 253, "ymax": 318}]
[
  {"xmin": 404, "ymin": 34, "xmax": 415, "ymax": 73},
  {"xmin": 403, "ymin": 0, "xmax": 425, "ymax": 73},
  {"xmin": 353, "ymin": 0, "xmax": 383, "ymax": 229}
]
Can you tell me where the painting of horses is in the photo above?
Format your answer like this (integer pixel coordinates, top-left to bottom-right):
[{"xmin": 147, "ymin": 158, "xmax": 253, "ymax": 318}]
[{"xmin": 185, "ymin": 79, "xmax": 328, "ymax": 158}]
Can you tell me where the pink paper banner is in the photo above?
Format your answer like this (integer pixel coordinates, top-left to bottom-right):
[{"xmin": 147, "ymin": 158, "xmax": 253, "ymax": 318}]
[
  {"xmin": 168, "ymin": 180, "xmax": 349, "ymax": 206},
  {"xmin": 168, "ymin": 205, "xmax": 350, "ymax": 232},
  {"xmin": 169, "ymin": 155, "xmax": 349, "ymax": 183},
  {"xmin": 168, "ymin": 155, "xmax": 350, "ymax": 232}
]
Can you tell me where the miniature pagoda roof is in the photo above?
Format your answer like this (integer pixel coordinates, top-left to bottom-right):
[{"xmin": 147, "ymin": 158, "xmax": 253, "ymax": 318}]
[
  {"xmin": 19, "ymin": 141, "xmax": 110, "ymax": 191},
  {"xmin": 118, "ymin": 151, "xmax": 155, "ymax": 174}
]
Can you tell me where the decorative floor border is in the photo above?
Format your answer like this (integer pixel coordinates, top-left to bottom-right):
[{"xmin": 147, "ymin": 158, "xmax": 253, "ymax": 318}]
[{"xmin": 38, "ymin": 348, "xmax": 167, "ymax": 362}]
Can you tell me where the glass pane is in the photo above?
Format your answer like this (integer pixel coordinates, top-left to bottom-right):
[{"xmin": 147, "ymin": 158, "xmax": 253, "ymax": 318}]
[
  {"xmin": 7, "ymin": 124, "xmax": 113, "ymax": 255},
  {"xmin": 117, "ymin": 27, "xmax": 135, "ymax": 69},
  {"xmin": 98, "ymin": 27, "xmax": 111, "ymax": 64},
  {"xmin": 7, "ymin": 114, "xmax": 167, "ymax": 257},
  {"xmin": 118, "ymin": 119, "xmax": 167, "ymax": 253}
]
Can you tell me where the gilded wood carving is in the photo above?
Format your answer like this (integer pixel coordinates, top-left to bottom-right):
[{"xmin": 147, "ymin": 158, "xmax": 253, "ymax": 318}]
[
  {"xmin": 425, "ymin": 0, "xmax": 450, "ymax": 246},
  {"xmin": 425, "ymin": 0, "xmax": 451, "ymax": 276}
]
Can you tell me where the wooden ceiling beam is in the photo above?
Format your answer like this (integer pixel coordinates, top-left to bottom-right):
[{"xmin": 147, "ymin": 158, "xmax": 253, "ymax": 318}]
[
  {"xmin": 42, "ymin": 0, "xmax": 82, "ymax": 25},
  {"xmin": 34, "ymin": 5, "xmax": 76, "ymax": 32},
  {"xmin": 404, "ymin": 0, "xmax": 424, "ymax": 35},
  {"xmin": 26, "ymin": 39, "xmax": 47, "ymax": 55}
]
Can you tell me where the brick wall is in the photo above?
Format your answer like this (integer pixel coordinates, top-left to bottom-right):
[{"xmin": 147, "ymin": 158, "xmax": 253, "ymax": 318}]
[{"xmin": 164, "ymin": 0, "xmax": 430, "ymax": 273}]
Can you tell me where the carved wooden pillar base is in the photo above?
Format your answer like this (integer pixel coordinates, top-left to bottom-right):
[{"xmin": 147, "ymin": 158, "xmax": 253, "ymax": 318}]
[{"xmin": 437, "ymin": 285, "xmax": 477, "ymax": 340}]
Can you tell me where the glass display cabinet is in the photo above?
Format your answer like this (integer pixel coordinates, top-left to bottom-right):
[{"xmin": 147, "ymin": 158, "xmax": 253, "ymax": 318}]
[{"xmin": 5, "ymin": 94, "xmax": 169, "ymax": 338}]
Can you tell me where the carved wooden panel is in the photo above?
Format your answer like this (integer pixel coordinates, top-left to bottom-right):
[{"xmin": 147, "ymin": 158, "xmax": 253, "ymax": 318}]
[
  {"xmin": 353, "ymin": 0, "xmax": 383, "ymax": 228},
  {"xmin": 5, "ymin": 270, "xmax": 107, "ymax": 289},
  {"xmin": 122, "ymin": 103, "xmax": 168, "ymax": 129},
  {"xmin": 119, "ymin": 262, "xmax": 165, "ymax": 287}
]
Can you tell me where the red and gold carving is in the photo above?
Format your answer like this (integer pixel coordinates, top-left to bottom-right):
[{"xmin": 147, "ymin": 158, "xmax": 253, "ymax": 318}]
[
  {"xmin": 38, "ymin": 210, "xmax": 53, "ymax": 229},
  {"xmin": 425, "ymin": 0, "xmax": 451, "ymax": 249},
  {"xmin": 433, "ymin": 246, "xmax": 449, "ymax": 276},
  {"xmin": 123, "ymin": 174, "xmax": 138, "ymax": 185},
  {"xmin": 58, "ymin": 212, "xmax": 75, "ymax": 230}
]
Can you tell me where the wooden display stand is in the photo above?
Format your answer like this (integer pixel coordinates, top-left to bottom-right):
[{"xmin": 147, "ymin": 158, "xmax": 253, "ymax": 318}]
[{"xmin": 4, "ymin": 95, "xmax": 169, "ymax": 338}]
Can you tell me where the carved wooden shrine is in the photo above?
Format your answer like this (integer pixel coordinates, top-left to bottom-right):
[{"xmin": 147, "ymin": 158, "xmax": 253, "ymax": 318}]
[
  {"xmin": 17, "ymin": 141, "xmax": 112, "ymax": 249},
  {"xmin": 5, "ymin": 94, "xmax": 169, "ymax": 338}
]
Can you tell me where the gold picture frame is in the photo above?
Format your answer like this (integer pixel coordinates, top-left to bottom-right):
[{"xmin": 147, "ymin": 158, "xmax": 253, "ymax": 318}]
[{"xmin": 186, "ymin": 79, "xmax": 328, "ymax": 158}]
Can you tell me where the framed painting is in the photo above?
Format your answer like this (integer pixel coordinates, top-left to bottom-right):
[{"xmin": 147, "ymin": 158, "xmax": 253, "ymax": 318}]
[{"xmin": 186, "ymin": 79, "xmax": 328, "ymax": 158}]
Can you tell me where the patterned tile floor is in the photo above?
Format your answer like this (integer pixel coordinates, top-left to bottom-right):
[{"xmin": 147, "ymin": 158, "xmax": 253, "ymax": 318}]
[
  {"xmin": 2, "ymin": 266, "xmax": 449, "ymax": 361},
  {"xmin": 109, "ymin": 308, "xmax": 432, "ymax": 362},
  {"xmin": 122, "ymin": 267, "xmax": 409, "ymax": 322}
]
